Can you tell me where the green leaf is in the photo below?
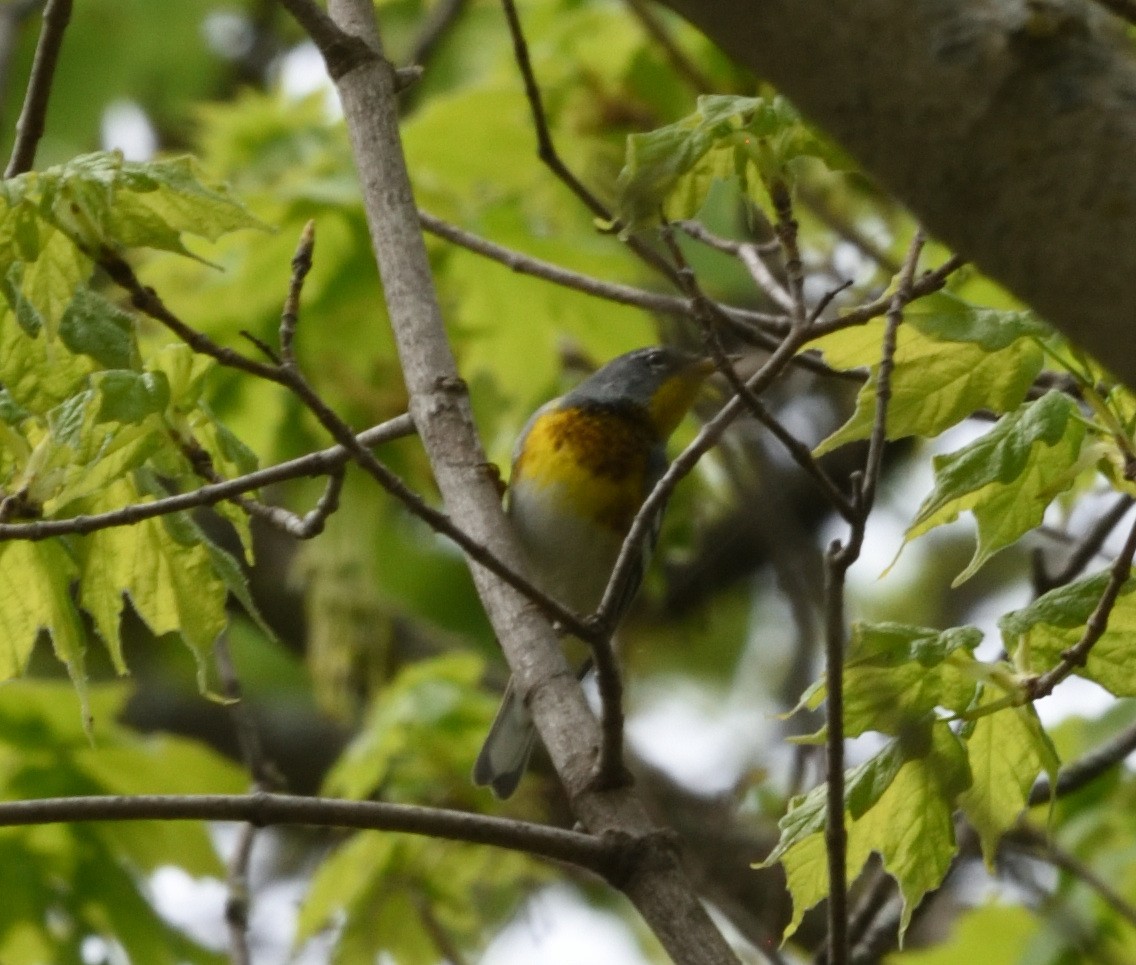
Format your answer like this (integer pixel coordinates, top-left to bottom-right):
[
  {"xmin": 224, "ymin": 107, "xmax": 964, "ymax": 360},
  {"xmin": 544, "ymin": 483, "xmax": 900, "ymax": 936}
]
[
  {"xmin": 58, "ymin": 286, "xmax": 138, "ymax": 369},
  {"xmin": 2, "ymin": 154, "xmax": 265, "ymax": 294},
  {"xmin": 0, "ymin": 302, "xmax": 93, "ymax": 414},
  {"xmin": 614, "ymin": 95, "xmax": 849, "ymax": 233},
  {"xmin": 35, "ymin": 151, "xmax": 267, "ymax": 258},
  {"xmin": 202, "ymin": 539, "xmax": 274, "ymax": 642},
  {"xmin": 812, "ymin": 295, "xmax": 1047, "ymax": 453},
  {"xmin": 0, "ymin": 540, "xmax": 88, "ymax": 721},
  {"xmin": 903, "ymin": 391, "xmax": 1087, "ymax": 584},
  {"xmin": 323, "ymin": 653, "xmax": 495, "ymax": 803},
  {"xmin": 1000, "ymin": 572, "xmax": 1136, "ymax": 696},
  {"xmin": 297, "ymin": 830, "xmax": 541, "ymax": 964},
  {"xmin": 32, "ymin": 385, "xmax": 165, "ymax": 514},
  {"xmin": 92, "ymin": 370, "xmax": 171, "ymax": 425},
  {"xmin": 906, "ymin": 293, "xmax": 1051, "ymax": 350},
  {"xmin": 799, "ymin": 623, "xmax": 984, "ymax": 738},
  {"xmin": 0, "ymin": 227, "xmax": 90, "ymax": 340},
  {"xmin": 959, "ymin": 694, "xmax": 1059, "ymax": 866},
  {"xmin": 887, "ymin": 903, "xmax": 1036, "ymax": 963},
  {"xmin": 75, "ymin": 738, "xmax": 245, "ymax": 877},
  {"xmin": 77, "ymin": 480, "xmax": 228, "ymax": 682},
  {"xmin": 0, "ymin": 683, "xmax": 233, "ymax": 964},
  {"xmin": 766, "ymin": 722, "xmax": 971, "ymax": 942}
]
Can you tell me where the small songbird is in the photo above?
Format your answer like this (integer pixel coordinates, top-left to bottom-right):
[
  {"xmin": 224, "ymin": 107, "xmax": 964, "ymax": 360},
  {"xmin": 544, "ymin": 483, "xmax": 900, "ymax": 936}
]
[{"xmin": 473, "ymin": 345, "xmax": 715, "ymax": 797}]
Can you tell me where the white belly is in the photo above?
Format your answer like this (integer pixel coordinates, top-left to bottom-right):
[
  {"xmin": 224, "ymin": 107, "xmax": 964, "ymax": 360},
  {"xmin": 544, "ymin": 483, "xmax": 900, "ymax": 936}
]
[{"xmin": 507, "ymin": 479, "xmax": 625, "ymax": 616}]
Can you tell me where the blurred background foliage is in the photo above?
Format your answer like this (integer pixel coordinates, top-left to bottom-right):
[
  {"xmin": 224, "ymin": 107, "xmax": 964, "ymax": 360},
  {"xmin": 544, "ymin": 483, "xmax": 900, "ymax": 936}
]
[{"xmin": 3, "ymin": 0, "xmax": 1136, "ymax": 962}]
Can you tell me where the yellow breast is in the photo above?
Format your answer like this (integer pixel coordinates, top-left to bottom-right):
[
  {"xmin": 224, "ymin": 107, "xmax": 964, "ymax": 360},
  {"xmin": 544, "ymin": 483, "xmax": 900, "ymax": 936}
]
[{"xmin": 510, "ymin": 406, "xmax": 655, "ymax": 534}]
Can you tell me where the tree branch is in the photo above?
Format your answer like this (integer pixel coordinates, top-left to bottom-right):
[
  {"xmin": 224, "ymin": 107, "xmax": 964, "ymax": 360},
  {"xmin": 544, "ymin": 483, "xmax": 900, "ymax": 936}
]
[
  {"xmin": 0, "ymin": 793, "xmax": 616, "ymax": 870},
  {"xmin": 0, "ymin": 0, "xmax": 43, "ymax": 132},
  {"xmin": 1034, "ymin": 495, "xmax": 1135, "ymax": 594},
  {"xmin": 654, "ymin": 0, "xmax": 1136, "ymax": 390},
  {"xmin": 1008, "ymin": 825, "xmax": 1136, "ymax": 933},
  {"xmin": 0, "ymin": 415, "xmax": 412, "ymax": 542},
  {"xmin": 498, "ymin": 0, "xmax": 687, "ymax": 288},
  {"xmin": 4, "ymin": 0, "xmax": 71, "ymax": 177},
  {"xmin": 1030, "ymin": 718, "xmax": 1136, "ymax": 805},
  {"xmin": 819, "ymin": 231, "xmax": 924, "ymax": 965},
  {"xmin": 213, "ymin": 636, "xmax": 281, "ymax": 965},
  {"xmin": 419, "ymin": 208, "xmax": 789, "ymax": 333},
  {"xmin": 278, "ymin": 0, "xmax": 742, "ymax": 960},
  {"xmin": 1026, "ymin": 513, "xmax": 1136, "ymax": 701}
]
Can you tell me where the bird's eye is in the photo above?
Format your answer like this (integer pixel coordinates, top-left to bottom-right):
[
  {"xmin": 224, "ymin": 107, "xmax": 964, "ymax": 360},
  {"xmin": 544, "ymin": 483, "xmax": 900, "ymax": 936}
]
[{"xmin": 647, "ymin": 350, "xmax": 668, "ymax": 370}]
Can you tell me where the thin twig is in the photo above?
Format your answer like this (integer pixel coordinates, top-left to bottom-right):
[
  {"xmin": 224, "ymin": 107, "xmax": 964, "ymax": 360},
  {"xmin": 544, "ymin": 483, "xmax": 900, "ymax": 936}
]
[
  {"xmin": 214, "ymin": 635, "xmax": 280, "ymax": 965},
  {"xmin": 676, "ymin": 219, "xmax": 780, "ymax": 256},
  {"xmin": 4, "ymin": 0, "xmax": 71, "ymax": 177},
  {"xmin": 747, "ymin": 400, "xmax": 856, "ymax": 521},
  {"xmin": 420, "ymin": 209, "xmax": 788, "ymax": 333},
  {"xmin": 0, "ymin": 0, "xmax": 43, "ymax": 131},
  {"xmin": 1010, "ymin": 825, "xmax": 1136, "ymax": 932},
  {"xmin": 806, "ymin": 254, "xmax": 966, "ymax": 339},
  {"xmin": 497, "ymin": 0, "xmax": 685, "ymax": 287},
  {"xmin": 1026, "ymin": 514, "xmax": 1136, "ymax": 701},
  {"xmin": 0, "ymin": 416, "xmax": 413, "ymax": 542},
  {"xmin": 738, "ymin": 243, "xmax": 796, "ymax": 313},
  {"xmin": 214, "ymin": 637, "xmax": 281, "ymax": 792},
  {"xmin": 819, "ymin": 231, "xmax": 924, "ymax": 965},
  {"xmin": 280, "ymin": 218, "xmax": 315, "ymax": 365},
  {"xmin": 224, "ymin": 822, "xmax": 255, "ymax": 965},
  {"xmin": 660, "ymin": 223, "xmax": 855, "ymax": 520},
  {"xmin": 175, "ymin": 428, "xmax": 346, "ymax": 540},
  {"xmin": 808, "ymin": 279, "xmax": 855, "ymax": 325},
  {"xmin": 842, "ymin": 865, "xmax": 894, "ymax": 959},
  {"xmin": 820, "ymin": 537, "xmax": 851, "ymax": 965},
  {"xmin": 588, "ymin": 635, "xmax": 627, "ymax": 791},
  {"xmin": 1035, "ymin": 495, "xmax": 1135, "ymax": 594},
  {"xmin": 235, "ymin": 469, "xmax": 345, "ymax": 539},
  {"xmin": 499, "ymin": 0, "xmax": 603, "ymax": 219},
  {"xmin": 768, "ymin": 181, "xmax": 808, "ymax": 330},
  {"xmin": 858, "ymin": 231, "xmax": 924, "ymax": 512},
  {"xmin": 1030, "ymin": 718, "xmax": 1136, "ymax": 805},
  {"xmin": 0, "ymin": 793, "xmax": 617, "ymax": 870}
]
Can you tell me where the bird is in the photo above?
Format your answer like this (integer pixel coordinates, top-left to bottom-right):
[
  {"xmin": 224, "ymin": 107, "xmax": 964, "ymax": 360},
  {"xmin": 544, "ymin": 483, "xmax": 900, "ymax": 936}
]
[{"xmin": 473, "ymin": 345, "xmax": 715, "ymax": 798}]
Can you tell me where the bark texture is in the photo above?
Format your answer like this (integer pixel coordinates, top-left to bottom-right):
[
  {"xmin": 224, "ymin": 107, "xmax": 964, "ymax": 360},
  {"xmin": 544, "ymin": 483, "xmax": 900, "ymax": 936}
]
[{"xmin": 658, "ymin": 0, "xmax": 1136, "ymax": 384}]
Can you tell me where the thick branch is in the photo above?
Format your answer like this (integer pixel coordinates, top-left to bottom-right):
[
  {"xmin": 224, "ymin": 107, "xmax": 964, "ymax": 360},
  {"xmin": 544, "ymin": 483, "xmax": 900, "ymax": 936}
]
[
  {"xmin": 283, "ymin": 0, "xmax": 740, "ymax": 960},
  {"xmin": 654, "ymin": 0, "xmax": 1136, "ymax": 389}
]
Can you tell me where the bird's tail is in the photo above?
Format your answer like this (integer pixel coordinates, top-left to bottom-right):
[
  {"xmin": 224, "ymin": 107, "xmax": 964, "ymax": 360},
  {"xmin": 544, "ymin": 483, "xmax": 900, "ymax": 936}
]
[{"xmin": 472, "ymin": 678, "xmax": 537, "ymax": 799}]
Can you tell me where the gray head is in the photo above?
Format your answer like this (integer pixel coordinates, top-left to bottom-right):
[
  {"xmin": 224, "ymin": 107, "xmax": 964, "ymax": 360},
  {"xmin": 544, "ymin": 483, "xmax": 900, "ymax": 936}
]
[{"xmin": 563, "ymin": 346, "xmax": 714, "ymax": 437}]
